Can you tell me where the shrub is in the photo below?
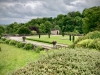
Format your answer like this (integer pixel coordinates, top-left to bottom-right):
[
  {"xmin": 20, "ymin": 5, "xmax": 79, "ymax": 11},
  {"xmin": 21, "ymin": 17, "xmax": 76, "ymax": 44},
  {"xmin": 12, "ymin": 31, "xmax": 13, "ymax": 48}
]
[
  {"xmin": 11, "ymin": 49, "xmax": 100, "ymax": 75},
  {"xmin": 35, "ymin": 46, "xmax": 43, "ymax": 53},
  {"xmin": 84, "ymin": 31, "xmax": 100, "ymax": 39},
  {"xmin": 94, "ymin": 39, "xmax": 100, "ymax": 50},
  {"xmin": 5, "ymin": 39, "xmax": 11, "ymax": 44},
  {"xmin": 16, "ymin": 42, "xmax": 25, "ymax": 48},
  {"xmin": 9, "ymin": 40, "xmax": 17, "ymax": 45},
  {"xmin": 24, "ymin": 43, "xmax": 33, "ymax": 50},
  {"xmin": 1, "ymin": 37, "xmax": 6, "ymax": 41},
  {"xmin": 72, "ymin": 31, "xmax": 100, "ymax": 50},
  {"xmin": 76, "ymin": 39, "xmax": 93, "ymax": 48}
]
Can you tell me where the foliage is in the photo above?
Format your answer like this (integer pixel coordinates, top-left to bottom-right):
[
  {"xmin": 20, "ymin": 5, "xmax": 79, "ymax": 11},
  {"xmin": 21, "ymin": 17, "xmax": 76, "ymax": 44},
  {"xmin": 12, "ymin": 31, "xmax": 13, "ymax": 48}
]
[
  {"xmin": 9, "ymin": 40, "xmax": 17, "ymax": 46},
  {"xmin": 83, "ymin": 31, "xmax": 100, "ymax": 39},
  {"xmin": 5, "ymin": 10, "xmax": 83, "ymax": 35},
  {"xmin": 72, "ymin": 31, "xmax": 100, "ymax": 50},
  {"xmin": 31, "ymin": 30, "xmax": 37, "ymax": 35},
  {"xmin": 29, "ymin": 26, "xmax": 39, "ymax": 33},
  {"xmin": 0, "ymin": 25, "xmax": 5, "ymax": 36},
  {"xmin": 35, "ymin": 46, "xmax": 43, "ymax": 53},
  {"xmin": 17, "ymin": 27, "xmax": 31, "ymax": 35},
  {"xmin": 23, "ymin": 43, "xmax": 33, "ymax": 50},
  {"xmin": 1, "ymin": 37, "xmax": 6, "ymax": 41},
  {"xmin": 11, "ymin": 49, "xmax": 100, "ymax": 75},
  {"xmin": 16, "ymin": 42, "xmax": 25, "ymax": 48},
  {"xmin": 4, "ymin": 39, "xmax": 11, "ymax": 44},
  {"xmin": 82, "ymin": 6, "xmax": 100, "ymax": 34},
  {"xmin": 74, "ymin": 31, "xmax": 100, "ymax": 45}
]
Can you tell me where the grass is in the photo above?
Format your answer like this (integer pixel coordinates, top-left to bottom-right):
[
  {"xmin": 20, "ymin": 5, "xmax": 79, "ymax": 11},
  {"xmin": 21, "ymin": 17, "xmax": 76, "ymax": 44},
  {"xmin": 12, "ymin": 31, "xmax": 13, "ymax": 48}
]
[
  {"xmin": 27, "ymin": 35, "xmax": 78, "ymax": 45},
  {"xmin": 0, "ymin": 43, "xmax": 45, "ymax": 75}
]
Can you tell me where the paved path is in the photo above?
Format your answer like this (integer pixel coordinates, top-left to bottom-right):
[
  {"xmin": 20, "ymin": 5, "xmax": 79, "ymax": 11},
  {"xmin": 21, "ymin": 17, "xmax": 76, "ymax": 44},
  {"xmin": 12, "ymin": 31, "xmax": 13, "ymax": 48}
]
[{"xmin": 8, "ymin": 36, "xmax": 68, "ymax": 50}]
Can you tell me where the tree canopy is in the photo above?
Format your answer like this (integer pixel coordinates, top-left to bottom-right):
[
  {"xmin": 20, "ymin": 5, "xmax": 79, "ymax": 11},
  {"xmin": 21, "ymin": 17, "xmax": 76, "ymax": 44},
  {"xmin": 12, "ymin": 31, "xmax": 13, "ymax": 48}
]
[
  {"xmin": 82, "ymin": 6, "xmax": 100, "ymax": 34},
  {"xmin": 3, "ymin": 6, "xmax": 100, "ymax": 35}
]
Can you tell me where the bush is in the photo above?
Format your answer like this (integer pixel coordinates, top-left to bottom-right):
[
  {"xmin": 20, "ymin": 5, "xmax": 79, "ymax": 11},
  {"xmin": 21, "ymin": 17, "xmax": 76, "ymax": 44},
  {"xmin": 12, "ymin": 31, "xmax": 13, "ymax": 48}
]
[
  {"xmin": 11, "ymin": 49, "xmax": 100, "ymax": 75},
  {"xmin": 94, "ymin": 39, "xmax": 100, "ymax": 50},
  {"xmin": 24, "ymin": 43, "xmax": 33, "ymax": 50},
  {"xmin": 5, "ymin": 39, "xmax": 11, "ymax": 44},
  {"xmin": 35, "ymin": 46, "xmax": 43, "ymax": 53},
  {"xmin": 9, "ymin": 40, "xmax": 17, "ymax": 45},
  {"xmin": 1, "ymin": 37, "xmax": 6, "ymax": 41},
  {"xmin": 16, "ymin": 42, "xmax": 25, "ymax": 48},
  {"xmin": 84, "ymin": 31, "xmax": 100, "ymax": 39},
  {"xmin": 72, "ymin": 31, "xmax": 100, "ymax": 50},
  {"xmin": 76, "ymin": 39, "xmax": 93, "ymax": 48}
]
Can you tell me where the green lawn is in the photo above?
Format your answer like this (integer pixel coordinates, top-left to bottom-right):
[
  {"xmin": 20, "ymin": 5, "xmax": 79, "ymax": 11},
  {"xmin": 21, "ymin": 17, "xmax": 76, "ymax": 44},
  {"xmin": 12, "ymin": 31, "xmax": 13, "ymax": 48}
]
[
  {"xmin": 0, "ymin": 44, "xmax": 44, "ymax": 75},
  {"xmin": 27, "ymin": 35, "xmax": 78, "ymax": 45}
]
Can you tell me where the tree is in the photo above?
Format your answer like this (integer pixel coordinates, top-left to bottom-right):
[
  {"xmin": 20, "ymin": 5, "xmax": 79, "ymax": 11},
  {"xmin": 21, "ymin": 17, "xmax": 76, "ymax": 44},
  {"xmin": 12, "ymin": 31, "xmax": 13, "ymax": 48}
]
[
  {"xmin": 39, "ymin": 23, "xmax": 46, "ymax": 34},
  {"xmin": 0, "ymin": 25, "xmax": 5, "ymax": 37},
  {"xmin": 17, "ymin": 27, "xmax": 31, "ymax": 35},
  {"xmin": 44, "ymin": 21, "xmax": 52, "ymax": 38},
  {"xmin": 54, "ymin": 25, "xmax": 60, "ymax": 30},
  {"xmin": 82, "ymin": 6, "xmax": 100, "ymax": 34}
]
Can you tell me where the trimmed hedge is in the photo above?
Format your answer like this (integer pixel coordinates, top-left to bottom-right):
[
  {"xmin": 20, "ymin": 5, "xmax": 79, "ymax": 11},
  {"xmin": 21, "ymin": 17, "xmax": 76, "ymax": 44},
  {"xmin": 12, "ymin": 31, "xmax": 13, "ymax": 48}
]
[
  {"xmin": 5, "ymin": 39, "xmax": 11, "ymax": 44},
  {"xmin": 1, "ymin": 38, "xmax": 44, "ymax": 51},
  {"xmin": 23, "ymin": 43, "xmax": 34, "ymax": 50},
  {"xmin": 9, "ymin": 40, "xmax": 17, "ymax": 46},
  {"xmin": 16, "ymin": 42, "xmax": 25, "ymax": 48},
  {"xmin": 27, "ymin": 38, "xmax": 52, "ymax": 44}
]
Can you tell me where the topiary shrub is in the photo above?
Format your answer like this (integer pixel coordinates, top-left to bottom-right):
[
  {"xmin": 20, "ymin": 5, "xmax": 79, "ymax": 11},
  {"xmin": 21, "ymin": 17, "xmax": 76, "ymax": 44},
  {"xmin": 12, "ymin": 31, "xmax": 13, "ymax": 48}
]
[
  {"xmin": 16, "ymin": 42, "xmax": 25, "ymax": 48},
  {"xmin": 23, "ymin": 43, "xmax": 33, "ymax": 50}
]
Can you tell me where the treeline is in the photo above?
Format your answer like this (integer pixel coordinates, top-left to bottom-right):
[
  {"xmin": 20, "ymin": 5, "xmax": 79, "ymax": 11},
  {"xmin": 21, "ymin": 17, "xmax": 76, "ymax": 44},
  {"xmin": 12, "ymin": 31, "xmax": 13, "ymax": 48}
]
[{"xmin": 0, "ymin": 6, "xmax": 100, "ymax": 35}]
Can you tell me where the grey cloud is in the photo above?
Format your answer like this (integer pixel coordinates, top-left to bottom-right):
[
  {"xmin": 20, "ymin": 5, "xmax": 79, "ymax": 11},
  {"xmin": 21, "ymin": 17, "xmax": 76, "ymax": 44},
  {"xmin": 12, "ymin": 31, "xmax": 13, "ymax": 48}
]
[{"xmin": 0, "ymin": 0, "xmax": 100, "ymax": 24}]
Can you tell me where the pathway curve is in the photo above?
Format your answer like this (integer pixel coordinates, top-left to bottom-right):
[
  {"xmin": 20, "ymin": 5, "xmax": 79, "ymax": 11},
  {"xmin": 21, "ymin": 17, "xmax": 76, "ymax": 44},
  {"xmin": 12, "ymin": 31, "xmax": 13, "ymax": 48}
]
[
  {"xmin": 8, "ymin": 36, "xmax": 68, "ymax": 49},
  {"xmin": 9, "ymin": 36, "xmax": 53, "ymax": 49}
]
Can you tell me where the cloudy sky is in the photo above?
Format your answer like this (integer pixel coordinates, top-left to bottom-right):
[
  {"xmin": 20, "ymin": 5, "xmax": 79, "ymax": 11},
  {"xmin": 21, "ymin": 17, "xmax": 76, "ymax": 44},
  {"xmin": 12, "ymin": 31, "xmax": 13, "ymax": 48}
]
[{"xmin": 0, "ymin": 0, "xmax": 100, "ymax": 24}]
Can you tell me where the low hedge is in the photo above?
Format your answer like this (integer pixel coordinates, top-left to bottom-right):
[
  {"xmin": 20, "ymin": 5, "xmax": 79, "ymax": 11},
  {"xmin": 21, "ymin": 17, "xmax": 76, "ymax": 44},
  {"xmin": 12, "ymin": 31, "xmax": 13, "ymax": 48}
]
[
  {"xmin": 23, "ymin": 43, "xmax": 34, "ymax": 50},
  {"xmin": 27, "ymin": 38, "xmax": 52, "ymax": 44},
  {"xmin": 9, "ymin": 40, "xmax": 17, "ymax": 46},
  {"xmin": 16, "ymin": 42, "xmax": 25, "ymax": 48}
]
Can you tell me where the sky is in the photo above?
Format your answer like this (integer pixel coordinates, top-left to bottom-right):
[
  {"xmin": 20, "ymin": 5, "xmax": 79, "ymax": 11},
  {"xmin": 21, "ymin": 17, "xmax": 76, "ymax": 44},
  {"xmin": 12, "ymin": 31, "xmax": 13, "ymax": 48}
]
[{"xmin": 0, "ymin": 0, "xmax": 100, "ymax": 24}]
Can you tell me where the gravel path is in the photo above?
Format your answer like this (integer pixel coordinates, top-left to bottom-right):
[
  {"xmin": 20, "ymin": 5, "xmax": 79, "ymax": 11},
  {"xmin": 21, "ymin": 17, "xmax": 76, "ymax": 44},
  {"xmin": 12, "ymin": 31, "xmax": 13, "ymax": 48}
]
[
  {"xmin": 9, "ymin": 36, "xmax": 53, "ymax": 48},
  {"xmin": 9, "ymin": 36, "xmax": 68, "ymax": 49}
]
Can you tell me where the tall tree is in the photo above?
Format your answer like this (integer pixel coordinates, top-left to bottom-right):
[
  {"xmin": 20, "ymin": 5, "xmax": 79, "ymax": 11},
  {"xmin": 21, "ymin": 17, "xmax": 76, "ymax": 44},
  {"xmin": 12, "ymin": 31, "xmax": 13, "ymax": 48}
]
[{"xmin": 82, "ymin": 6, "xmax": 100, "ymax": 34}]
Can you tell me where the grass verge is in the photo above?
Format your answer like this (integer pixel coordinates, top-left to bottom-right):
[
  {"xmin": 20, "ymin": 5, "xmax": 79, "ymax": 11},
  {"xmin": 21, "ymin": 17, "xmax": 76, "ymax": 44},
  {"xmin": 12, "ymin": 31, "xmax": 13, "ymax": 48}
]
[{"xmin": 0, "ymin": 43, "xmax": 44, "ymax": 75}]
